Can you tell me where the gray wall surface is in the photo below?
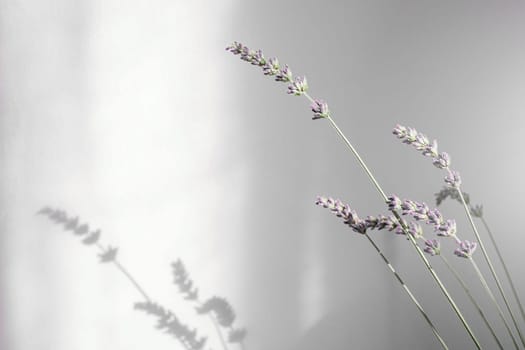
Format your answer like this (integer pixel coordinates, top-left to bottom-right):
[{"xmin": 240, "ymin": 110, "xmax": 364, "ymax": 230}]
[{"xmin": 1, "ymin": 1, "xmax": 525, "ymax": 349}]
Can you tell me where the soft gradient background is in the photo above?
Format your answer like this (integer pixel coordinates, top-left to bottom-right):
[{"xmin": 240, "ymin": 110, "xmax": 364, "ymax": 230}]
[{"xmin": 1, "ymin": 1, "xmax": 525, "ymax": 349}]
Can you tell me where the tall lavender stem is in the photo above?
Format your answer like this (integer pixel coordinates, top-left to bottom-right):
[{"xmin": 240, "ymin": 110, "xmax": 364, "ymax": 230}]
[
  {"xmin": 456, "ymin": 190, "xmax": 525, "ymax": 347},
  {"xmin": 303, "ymin": 93, "xmax": 481, "ymax": 349},
  {"xmin": 480, "ymin": 216, "xmax": 525, "ymax": 326},
  {"xmin": 469, "ymin": 257, "xmax": 520, "ymax": 349},
  {"xmin": 440, "ymin": 255, "xmax": 503, "ymax": 350},
  {"xmin": 364, "ymin": 233, "xmax": 449, "ymax": 349}
]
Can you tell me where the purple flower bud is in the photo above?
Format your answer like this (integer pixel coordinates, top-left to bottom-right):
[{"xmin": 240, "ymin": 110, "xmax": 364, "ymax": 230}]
[
  {"xmin": 422, "ymin": 139, "xmax": 438, "ymax": 158},
  {"xmin": 386, "ymin": 195, "xmax": 402, "ymax": 211},
  {"xmin": 365, "ymin": 215, "xmax": 379, "ymax": 229},
  {"xmin": 225, "ymin": 41, "xmax": 244, "ymax": 55},
  {"xmin": 263, "ymin": 57, "xmax": 280, "ymax": 76},
  {"xmin": 427, "ymin": 208, "xmax": 444, "ymax": 227},
  {"xmin": 251, "ymin": 49, "xmax": 266, "ymax": 66},
  {"xmin": 401, "ymin": 199, "xmax": 418, "ymax": 216},
  {"xmin": 454, "ymin": 240, "xmax": 477, "ymax": 258},
  {"xmin": 408, "ymin": 222, "xmax": 423, "ymax": 239},
  {"xmin": 393, "ymin": 124, "xmax": 407, "ymax": 138},
  {"xmin": 276, "ymin": 64, "xmax": 293, "ymax": 82},
  {"xmin": 413, "ymin": 133, "xmax": 430, "ymax": 151},
  {"xmin": 402, "ymin": 127, "xmax": 418, "ymax": 144},
  {"xmin": 413, "ymin": 202, "xmax": 430, "ymax": 221},
  {"xmin": 424, "ymin": 239, "xmax": 441, "ymax": 256},
  {"xmin": 240, "ymin": 46, "xmax": 255, "ymax": 62},
  {"xmin": 444, "ymin": 170, "xmax": 461, "ymax": 188},
  {"xmin": 437, "ymin": 219, "xmax": 457, "ymax": 237},
  {"xmin": 287, "ymin": 76, "xmax": 308, "ymax": 96},
  {"xmin": 381, "ymin": 215, "xmax": 399, "ymax": 231},
  {"xmin": 433, "ymin": 152, "xmax": 451, "ymax": 169},
  {"xmin": 351, "ymin": 219, "xmax": 368, "ymax": 234},
  {"xmin": 311, "ymin": 99, "xmax": 330, "ymax": 120}
]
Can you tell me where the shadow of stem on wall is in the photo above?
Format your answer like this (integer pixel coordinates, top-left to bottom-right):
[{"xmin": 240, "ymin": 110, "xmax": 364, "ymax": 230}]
[{"xmin": 37, "ymin": 207, "xmax": 247, "ymax": 350}]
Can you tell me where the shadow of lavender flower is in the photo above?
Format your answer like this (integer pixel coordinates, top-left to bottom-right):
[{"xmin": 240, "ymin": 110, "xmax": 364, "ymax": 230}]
[{"xmin": 37, "ymin": 206, "xmax": 247, "ymax": 350}]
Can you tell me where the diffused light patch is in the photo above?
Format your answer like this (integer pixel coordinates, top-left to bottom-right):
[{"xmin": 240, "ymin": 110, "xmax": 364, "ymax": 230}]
[
  {"xmin": 299, "ymin": 216, "xmax": 326, "ymax": 331},
  {"xmin": 2, "ymin": 0, "xmax": 241, "ymax": 349}
]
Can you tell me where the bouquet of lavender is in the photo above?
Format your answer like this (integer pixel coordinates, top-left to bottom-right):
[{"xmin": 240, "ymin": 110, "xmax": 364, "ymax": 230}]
[{"xmin": 226, "ymin": 41, "xmax": 525, "ymax": 350}]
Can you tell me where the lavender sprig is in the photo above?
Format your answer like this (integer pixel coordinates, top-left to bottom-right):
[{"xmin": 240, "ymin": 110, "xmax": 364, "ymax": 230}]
[{"xmin": 228, "ymin": 42, "xmax": 479, "ymax": 348}]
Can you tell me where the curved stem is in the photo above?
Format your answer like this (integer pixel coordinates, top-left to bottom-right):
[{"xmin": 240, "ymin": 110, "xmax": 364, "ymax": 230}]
[
  {"xmin": 469, "ymin": 258, "xmax": 519, "ymax": 349},
  {"xmin": 365, "ymin": 233, "xmax": 449, "ymax": 349},
  {"xmin": 457, "ymin": 190, "xmax": 525, "ymax": 347},
  {"xmin": 440, "ymin": 255, "xmax": 503, "ymax": 349},
  {"xmin": 480, "ymin": 216, "xmax": 525, "ymax": 326},
  {"xmin": 302, "ymin": 93, "xmax": 482, "ymax": 348}
]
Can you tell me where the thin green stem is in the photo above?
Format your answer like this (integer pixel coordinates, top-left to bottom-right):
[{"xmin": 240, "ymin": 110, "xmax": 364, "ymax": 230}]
[
  {"xmin": 303, "ymin": 92, "xmax": 481, "ymax": 348},
  {"xmin": 440, "ymin": 255, "xmax": 504, "ymax": 349},
  {"xmin": 480, "ymin": 216, "xmax": 525, "ymax": 326},
  {"xmin": 469, "ymin": 258, "xmax": 520, "ymax": 349},
  {"xmin": 365, "ymin": 233, "xmax": 449, "ymax": 349},
  {"xmin": 457, "ymin": 189, "xmax": 525, "ymax": 347}
]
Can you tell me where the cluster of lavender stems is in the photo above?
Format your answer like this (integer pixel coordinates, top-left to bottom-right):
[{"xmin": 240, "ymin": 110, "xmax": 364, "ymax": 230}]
[
  {"xmin": 227, "ymin": 41, "xmax": 483, "ymax": 349},
  {"xmin": 318, "ymin": 195, "xmax": 507, "ymax": 349},
  {"xmin": 315, "ymin": 196, "xmax": 448, "ymax": 349},
  {"xmin": 436, "ymin": 186, "xmax": 525, "ymax": 330},
  {"xmin": 38, "ymin": 207, "xmax": 246, "ymax": 350},
  {"xmin": 390, "ymin": 195, "xmax": 520, "ymax": 349},
  {"xmin": 394, "ymin": 124, "xmax": 525, "ymax": 348}
]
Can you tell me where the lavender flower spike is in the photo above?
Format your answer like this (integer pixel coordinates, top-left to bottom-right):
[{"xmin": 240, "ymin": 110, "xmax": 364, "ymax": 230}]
[
  {"xmin": 288, "ymin": 76, "xmax": 308, "ymax": 96},
  {"xmin": 455, "ymin": 240, "xmax": 478, "ymax": 259},
  {"xmin": 311, "ymin": 99, "xmax": 330, "ymax": 120},
  {"xmin": 315, "ymin": 196, "xmax": 367, "ymax": 234},
  {"xmin": 424, "ymin": 239, "xmax": 441, "ymax": 256}
]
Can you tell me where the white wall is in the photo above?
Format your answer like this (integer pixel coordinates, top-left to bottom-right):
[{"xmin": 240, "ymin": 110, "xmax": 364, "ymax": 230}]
[{"xmin": 2, "ymin": 1, "xmax": 525, "ymax": 350}]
